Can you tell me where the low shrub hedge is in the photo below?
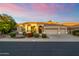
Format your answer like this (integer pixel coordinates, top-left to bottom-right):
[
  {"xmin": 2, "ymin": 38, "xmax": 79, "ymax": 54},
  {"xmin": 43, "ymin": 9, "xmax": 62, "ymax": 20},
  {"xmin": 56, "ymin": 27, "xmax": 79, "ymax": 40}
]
[
  {"xmin": 42, "ymin": 34, "xmax": 47, "ymax": 38},
  {"xmin": 9, "ymin": 32, "xmax": 16, "ymax": 38},
  {"xmin": 33, "ymin": 33, "xmax": 40, "ymax": 38},
  {"xmin": 72, "ymin": 30, "xmax": 79, "ymax": 36},
  {"xmin": 23, "ymin": 32, "xmax": 27, "ymax": 36}
]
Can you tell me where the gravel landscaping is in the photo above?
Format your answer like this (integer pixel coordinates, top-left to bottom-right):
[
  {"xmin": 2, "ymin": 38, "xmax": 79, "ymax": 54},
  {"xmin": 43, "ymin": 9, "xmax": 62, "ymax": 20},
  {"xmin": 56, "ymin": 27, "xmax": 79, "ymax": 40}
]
[{"xmin": 0, "ymin": 34, "xmax": 79, "ymax": 42}]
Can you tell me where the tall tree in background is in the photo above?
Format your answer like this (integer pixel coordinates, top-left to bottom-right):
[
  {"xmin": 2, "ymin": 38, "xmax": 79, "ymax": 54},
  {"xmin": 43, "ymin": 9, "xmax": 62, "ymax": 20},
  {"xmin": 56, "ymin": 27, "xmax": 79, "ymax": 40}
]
[{"xmin": 0, "ymin": 14, "xmax": 16, "ymax": 34}]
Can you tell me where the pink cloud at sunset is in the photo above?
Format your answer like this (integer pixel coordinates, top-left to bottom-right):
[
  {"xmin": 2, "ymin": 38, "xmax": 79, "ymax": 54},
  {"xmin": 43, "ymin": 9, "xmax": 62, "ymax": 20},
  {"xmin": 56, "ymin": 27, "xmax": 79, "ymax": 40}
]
[{"xmin": 0, "ymin": 3, "xmax": 78, "ymax": 23}]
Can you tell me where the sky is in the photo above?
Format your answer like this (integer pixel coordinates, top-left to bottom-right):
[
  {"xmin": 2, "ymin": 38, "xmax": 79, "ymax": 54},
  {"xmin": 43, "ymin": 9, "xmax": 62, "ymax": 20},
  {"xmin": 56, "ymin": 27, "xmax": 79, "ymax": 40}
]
[{"xmin": 0, "ymin": 3, "xmax": 79, "ymax": 23}]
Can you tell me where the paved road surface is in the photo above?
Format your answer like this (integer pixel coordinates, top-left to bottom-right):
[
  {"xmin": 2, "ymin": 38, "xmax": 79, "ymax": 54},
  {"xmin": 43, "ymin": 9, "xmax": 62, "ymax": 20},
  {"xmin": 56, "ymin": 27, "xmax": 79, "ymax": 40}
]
[
  {"xmin": 0, "ymin": 34, "xmax": 79, "ymax": 56},
  {"xmin": 0, "ymin": 42, "xmax": 79, "ymax": 56}
]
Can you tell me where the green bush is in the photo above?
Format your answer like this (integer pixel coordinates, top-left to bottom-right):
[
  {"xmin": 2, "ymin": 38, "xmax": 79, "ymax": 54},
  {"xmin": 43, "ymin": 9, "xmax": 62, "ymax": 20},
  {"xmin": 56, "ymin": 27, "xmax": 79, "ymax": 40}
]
[
  {"xmin": 9, "ymin": 32, "xmax": 16, "ymax": 38},
  {"xmin": 33, "ymin": 33, "xmax": 39, "ymax": 38},
  {"xmin": 42, "ymin": 34, "xmax": 47, "ymax": 38},
  {"xmin": 23, "ymin": 32, "xmax": 27, "ymax": 36},
  {"xmin": 72, "ymin": 30, "xmax": 79, "ymax": 36}
]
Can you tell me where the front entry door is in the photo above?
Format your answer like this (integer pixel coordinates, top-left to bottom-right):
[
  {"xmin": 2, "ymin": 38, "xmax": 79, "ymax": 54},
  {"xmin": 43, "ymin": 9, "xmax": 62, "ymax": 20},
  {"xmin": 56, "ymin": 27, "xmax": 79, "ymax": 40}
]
[{"xmin": 38, "ymin": 26, "xmax": 43, "ymax": 33}]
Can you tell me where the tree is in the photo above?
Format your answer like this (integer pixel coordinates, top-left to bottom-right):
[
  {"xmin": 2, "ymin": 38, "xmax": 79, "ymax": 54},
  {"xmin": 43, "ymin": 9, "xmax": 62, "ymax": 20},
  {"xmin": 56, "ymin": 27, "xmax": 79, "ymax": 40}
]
[{"xmin": 0, "ymin": 14, "xmax": 16, "ymax": 34}]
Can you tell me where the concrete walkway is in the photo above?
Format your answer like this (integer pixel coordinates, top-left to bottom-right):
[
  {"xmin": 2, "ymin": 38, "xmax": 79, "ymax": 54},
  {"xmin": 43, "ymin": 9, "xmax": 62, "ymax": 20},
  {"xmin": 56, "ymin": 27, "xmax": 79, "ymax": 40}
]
[{"xmin": 0, "ymin": 34, "xmax": 79, "ymax": 42}]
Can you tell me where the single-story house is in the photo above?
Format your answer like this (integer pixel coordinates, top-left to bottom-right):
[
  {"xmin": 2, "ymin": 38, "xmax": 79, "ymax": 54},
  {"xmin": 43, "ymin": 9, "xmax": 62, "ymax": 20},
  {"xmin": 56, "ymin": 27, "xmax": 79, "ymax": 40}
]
[{"xmin": 17, "ymin": 21, "xmax": 68, "ymax": 35}]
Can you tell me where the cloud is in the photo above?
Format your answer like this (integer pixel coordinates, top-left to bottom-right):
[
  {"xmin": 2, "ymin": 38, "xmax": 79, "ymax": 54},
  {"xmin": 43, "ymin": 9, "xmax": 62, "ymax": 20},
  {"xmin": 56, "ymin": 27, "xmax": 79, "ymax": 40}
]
[
  {"xmin": 0, "ymin": 3, "xmax": 32, "ymax": 18},
  {"xmin": 0, "ymin": 3, "xmax": 77, "ymax": 23}
]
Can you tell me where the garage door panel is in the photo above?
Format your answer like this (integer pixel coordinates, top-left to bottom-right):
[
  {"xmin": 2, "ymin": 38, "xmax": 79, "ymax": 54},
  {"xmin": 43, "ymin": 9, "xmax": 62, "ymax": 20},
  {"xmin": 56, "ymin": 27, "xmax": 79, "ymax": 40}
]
[
  {"xmin": 45, "ymin": 30, "xmax": 58, "ymax": 34},
  {"xmin": 60, "ymin": 30, "xmax": 67, "ymax": 34}
]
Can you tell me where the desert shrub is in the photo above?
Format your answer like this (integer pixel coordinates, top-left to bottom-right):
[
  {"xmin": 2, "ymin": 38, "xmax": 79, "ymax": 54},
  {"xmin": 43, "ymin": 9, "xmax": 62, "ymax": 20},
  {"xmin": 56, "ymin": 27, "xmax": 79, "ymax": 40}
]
[
  {"xmin": 42, "ymin": 34, "xmax": 47, "ymax": 38},
  {"xmin": 33, "ymin": 33, "xmax": 39, "ymax": 38},
  {"xmin": 9, "ymin": 32, "xmax": 16, "ymax": 38},
  {"xmin": 23, "ymin": 32, "xmax": 27, "ymax": 36}
]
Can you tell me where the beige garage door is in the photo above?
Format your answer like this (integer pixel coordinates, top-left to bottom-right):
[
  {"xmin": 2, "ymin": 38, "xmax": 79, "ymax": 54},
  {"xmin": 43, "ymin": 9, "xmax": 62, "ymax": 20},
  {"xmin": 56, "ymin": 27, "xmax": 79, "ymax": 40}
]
[
  {"xmin": 45, "ymin": 28, "xmax": 58, "ymax": 34},
  {"xmin": 60, "ymin": 30, "xmax": 67, "ymax": 34},
  {"xmin": 44, "ymin": 28, "xmax": 67, "ymax": 35},
  {"xmin": 45, "ymin": 29, "xmax": 58, "ymax": 35}
]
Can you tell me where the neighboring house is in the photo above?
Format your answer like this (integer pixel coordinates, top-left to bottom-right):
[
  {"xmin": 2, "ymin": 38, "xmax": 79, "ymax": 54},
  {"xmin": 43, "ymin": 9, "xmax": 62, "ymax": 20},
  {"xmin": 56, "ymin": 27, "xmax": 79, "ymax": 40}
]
[
  {"xmin": 63, "ymin": 22, "xmax": 79, "ymax": 33},
  {"xmin": 17, "ymin": 21, "xmax": 68, "ymax": 35},
  {"xmin": 67, "ymin": 25, "xmax": 79, "ymax": 34}
]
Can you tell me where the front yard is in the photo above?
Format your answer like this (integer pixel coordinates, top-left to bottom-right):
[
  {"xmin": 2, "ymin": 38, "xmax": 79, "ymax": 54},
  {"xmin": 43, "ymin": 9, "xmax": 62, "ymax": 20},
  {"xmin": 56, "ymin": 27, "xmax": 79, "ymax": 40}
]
[{"xmin": 0, "ymin": 34, "xmax": 79, "ymax": 42}]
